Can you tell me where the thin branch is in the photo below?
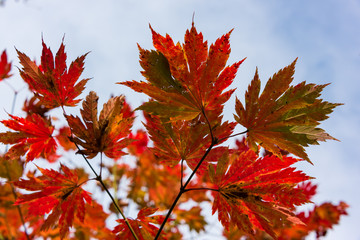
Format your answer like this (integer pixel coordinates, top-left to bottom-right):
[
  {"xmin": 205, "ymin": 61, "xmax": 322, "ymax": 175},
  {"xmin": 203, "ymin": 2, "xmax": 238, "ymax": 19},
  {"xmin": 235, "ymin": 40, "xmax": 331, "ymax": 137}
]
[
  {"xmin": 74, "ymin": 143, "xmax": 98, "ymax": 177},
  {"xmin": 183, "ymin": 187, "xmax": 219, "ymax": 193},
  {"xmin": 217, "ymin": 129, "xmax": 249, "ymax": 143},
  {"xmin": 180, "ymin": 159, "xmax": 185, "ymax": 188},
  {"xmin": 73, "ymin": 142, "xmax": 139, "ymax": 240},
  {"xmin": 111, "ymin": 163, "xmax": 120, "ymax": 218},
  {"xmin": 78, "ymin": 177, "xmax": 96, "ymax": 187},
  {"xmin": 10, "ymin": 91, "xmax": 18, "ymax": 116},
  {"xmin": 3, "ymin": 78, "xmax": 17, "ymax": 92},
  {"xmin": 201, "ymin": 107, "xmax": 215, "ymax": 142},
  {"xmin": 154, "ymin": 142, "xmax": 215, "ymax": 240},
  {"xmin": 99, "ymin": 152, "xmax": 103, "ymax": 178}
]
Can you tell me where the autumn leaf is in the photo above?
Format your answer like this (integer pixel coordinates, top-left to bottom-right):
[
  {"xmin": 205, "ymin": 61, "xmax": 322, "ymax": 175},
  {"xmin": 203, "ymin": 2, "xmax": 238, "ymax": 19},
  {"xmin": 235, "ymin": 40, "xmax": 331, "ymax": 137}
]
[
  {"xmin": 279, "ymin": 201, "xmax": 349, "ymax": 239},
  {"xmin": 124, "ymin": 136, "xmax": 183, "ymax": 207},
  {"xmin": 22, "ymin": 95, "xmax": 50, "ymax": 117},
  {"xmin": 127, "ymin": 129, "xmax": 149, "ymax": 155},
  {"xmin": 209, "ymin": 149, "xmax": 311, "ymax": 239},
  {"xmin": 113, "ymin": 207, "xmax": 166, "ymax": 240},
  {"xmin": 0, "ymin": 50, "xmax": 12, "ymax": 80},
  {"xmin": 297, "ymin": 181, "xmax": 317, "ymax": 201},
  {"xmin": 176, "ymin": 206, "xmax": 206, "ymax": 233},
  {"xmin": 144, "ymin": 113, "xmax": 235, "ymax": 173},
  {"xmin": 0, "ymin": 155, "xmax": 23, "ymax": 180},
  {"xmin": 73, "ymin": 200, "xmax": 115, "ymax": 239},
  {"xmin": 301, "ymin": 201, "xmax": 348, "ymax": 238},
  {"xmin": 0, "ymin": 113, "xmax": 58, "ymax": 162},
  {"xmin": 17, "ymin": 40, "xmax": 89, "ymax": 108},
  {"xmin": 119, "ymin": 23, "xmax": 245, "ymax": 122},
  {"xmin": 13, "ymin": 164, "xmax": 92, "ymax": 239},
  {"xmin": 66, "ymin": 91, "xmax": 134, "ymax": 159},
  {"xmin": 234, "ymin": 59, "xmax": 341, "ymax": 162},
  {"xmin": 0, "ymin": 183, "xmax": 27, "ymax": 239},
  {"xmin": 55, "ymin": 126, "xmax": 76, "ymax": 151}
]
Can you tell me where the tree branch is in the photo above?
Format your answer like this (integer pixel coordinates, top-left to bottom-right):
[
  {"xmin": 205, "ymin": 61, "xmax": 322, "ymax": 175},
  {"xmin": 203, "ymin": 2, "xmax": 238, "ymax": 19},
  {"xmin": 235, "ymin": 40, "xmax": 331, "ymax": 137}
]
[{"xmin": 74, "ymin": 142, "xmax": 139, "ymax": 240}]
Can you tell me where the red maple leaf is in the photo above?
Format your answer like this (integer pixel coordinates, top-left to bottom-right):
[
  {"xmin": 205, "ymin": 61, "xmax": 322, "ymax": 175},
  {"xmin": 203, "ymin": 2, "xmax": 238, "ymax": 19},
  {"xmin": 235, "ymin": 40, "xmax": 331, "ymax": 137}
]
[
  {"xmin": 13, "ymin": 164, "xmax": 92, "ymax": 239},
  {"xmin": 127, "ymin": 129, "xmax": 149, "ymax": 155},
  {"xmin": 0, "ymin": 50, "xmax": 12, "ymax": 80},
  {"xmin": 120, "ymin": 23, "xmax": 245, "ymax": 122},
  {"xmin": 17, "ymin": 40, "xmax": 89, "ymax": 108},
  {"xmin": 0, "ymin": 113, "xmax": 58, "ymax": 162},
  {"xmin": 209, "ymin": 149, "xmax": 311, "ymax": 239},
  {"xmin": 113, "ymin": 207, "xmax": 166, "ymax": 240}
]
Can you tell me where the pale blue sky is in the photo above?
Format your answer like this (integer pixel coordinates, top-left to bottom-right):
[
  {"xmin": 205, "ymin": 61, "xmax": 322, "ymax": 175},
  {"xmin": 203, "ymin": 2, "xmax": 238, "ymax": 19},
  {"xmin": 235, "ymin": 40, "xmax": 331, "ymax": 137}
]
[{"xmin": 1, "ymin": 0, "xmax": 359, "ymax": 239}]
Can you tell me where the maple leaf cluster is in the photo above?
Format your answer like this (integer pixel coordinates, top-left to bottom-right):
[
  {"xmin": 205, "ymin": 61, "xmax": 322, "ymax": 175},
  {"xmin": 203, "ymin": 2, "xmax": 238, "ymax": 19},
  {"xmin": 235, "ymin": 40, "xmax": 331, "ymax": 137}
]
[{"xmin": 0, "ymin": 21, "xmax": 348, "ymax": 240}]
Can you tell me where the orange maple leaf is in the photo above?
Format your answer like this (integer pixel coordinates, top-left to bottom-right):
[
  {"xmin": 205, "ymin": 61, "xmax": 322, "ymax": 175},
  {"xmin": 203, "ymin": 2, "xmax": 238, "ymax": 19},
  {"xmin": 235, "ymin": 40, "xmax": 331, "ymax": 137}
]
[
  {"xmin": 120, "ymin": 23, "xmax": 245, "ymax": 122},
  {"xmin": 176, "ymin": 206, "xmax": 207, "ymax": 233},
  {"xmin": 113, "ymin": 207, "xmax": 166, "ymax": 240},
  {"xmin": 55, "ymin": 126, "xmax": 77, "ymax": 151},
  {"xmin": 66, "ymin": 91, "xmax": 134, "ymax": 159},
  {"xmin": 209, "ymin": 149, "xmax": 311, "ymax": 239},
  {"xmin": 0, "ymin": 50, "xmax": 12, "ymax": 80},
  {"xmin": 13, "ymin": 164, "xmax": 92, "ymax": 239},
  {"xmin": 0, "ymin": 113, "xmax": 58, "ymax": 162},
  {"xmin": 279, "ymin": 201, "xmax": 348, "ymax": 239},
  {"xmin": 17, "ymin": 40, "xmax": 89, "ymax": 108},
  {"xmin": 234, "ymin": 59, "xmax": 341, "ymax": 162}
]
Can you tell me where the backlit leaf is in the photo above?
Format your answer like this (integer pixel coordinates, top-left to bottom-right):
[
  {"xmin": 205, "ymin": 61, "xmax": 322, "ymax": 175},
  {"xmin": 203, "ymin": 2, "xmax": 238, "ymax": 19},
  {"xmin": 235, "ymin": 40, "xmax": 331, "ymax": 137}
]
[
  {"xmin": 0, "ymin": 50, "xmax": 12, "ymax": 80},
  {"xmin": 13, "ymin": 164, "xmax": 92, "ymax": 239},
  {"xmin": 17, "ymin": 40, "xmax": 89, "ymax": 108},
  {"xmin": 66, "ymin": 91, "xmax": 134, "ymax": 159},
  {"xmin": 113, "ymin": 207, "xmax": 166, "ymax": 240},
  {"xmin": 234, "ymin": 59, "xmax": 341, "ymax": 162},
  {"xmin": 210, "ymin": 149, "xmax": 311, "ymax": 239},
  {"xmin": 120, "ymin": 23, "xmax": 245, "ymax": 122},
  {"xmin": 0, "ymin": 113, "xmax": 58, "ymax": 162}
]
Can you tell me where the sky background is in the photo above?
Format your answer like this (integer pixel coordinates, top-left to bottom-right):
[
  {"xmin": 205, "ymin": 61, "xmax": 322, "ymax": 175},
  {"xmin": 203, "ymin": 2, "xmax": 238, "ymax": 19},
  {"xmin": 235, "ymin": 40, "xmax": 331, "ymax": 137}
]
[{"xmin": 0, "ymin": 0, "xmax": 359, "ymax": 239}]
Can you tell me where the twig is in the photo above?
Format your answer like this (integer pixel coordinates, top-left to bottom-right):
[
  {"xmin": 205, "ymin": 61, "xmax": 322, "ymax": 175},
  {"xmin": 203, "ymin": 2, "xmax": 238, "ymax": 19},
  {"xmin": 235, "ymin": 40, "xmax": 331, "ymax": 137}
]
[
  {"xmin": 183, "ymin": 187, "xmax": 218, "ymax": 193},
  {"xmin": 217, "ymin": 129, "xmax": 249, "ymax": 142},
  {"xmin": 73, "ymin": 142, "xmax": 139, "ymax": 240},
  {"xmin": 180, "ymin": 159, "xmax": 185, "ymax": 188}
]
